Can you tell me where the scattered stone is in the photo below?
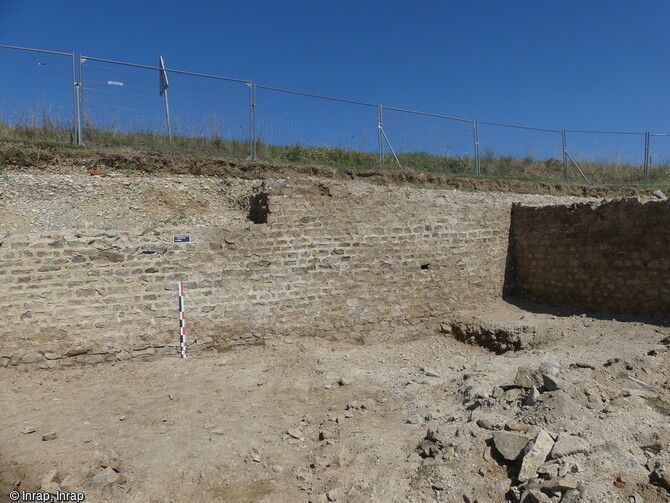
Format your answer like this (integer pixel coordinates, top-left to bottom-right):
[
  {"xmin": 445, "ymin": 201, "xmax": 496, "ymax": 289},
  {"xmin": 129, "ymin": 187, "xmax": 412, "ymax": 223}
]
[
  {"xmin": 658, "ymin": 470, "xmax": 670, "ymax": 491},
  {"xmin": 492, "ymin": 431, "xmax": 531, "ymax": 461},
  {"xmin": 537, "ymin": 461, "xmax": 561, "ymax": 478},
  {"xmin": 518, "ymin": 430, "xmax": 555, "ymax": 482},
  {"xmin": 250, "ymin": 448, "xmax": 261, "ymax": 463},
  {"xmin": 99, "ymin": 462, "xmax": 120, "ymax": 473},
  {"xmin": 422, "ymin": 367, "xmax": 441, "ymax": 378},
  {"xmin": 92, "ymin": 466, "xmax": 119, "ymax": 488},
  {"xmin": 525, "ymin": 386, "xmax": 540, "ymax": 405},
  {"xmin": 572, "ymin": 362, "xmax": 596, "ymax": 370},
  {"xmin": 514, "ymin": 366, "xmax": 543, "ymax": 389},
  {"xmin": 494, "ymin": 477, "xmax": 512, "ymax": 494},
  {"xmin": 40, "ymin": 470, "xmax": 61, "ymax": 494},
  {"xmin": 538, "ymin": 361, "xmax": 560, "ymax": 377},
  {"xmin": 550, "ymin": 434, "xmax": 590, "ymax": 459},
  {"xmin": 476, "ymin": 418, "xmax": 497, "ymax": 430},
  {"xmin": 21, "ymin": 426, "xmax": 36, "ymax": 434},
  {"xmin": 560, "ymin": 489, "xmax": 581, "ymax": 503},
  {"xmin": 505, "ymin": 421, "xmax": 529, "ymax": 433},
  {"xmin": 326, "ymin": 487, "xmax": 342, "ymax": 501},
  {"xmin": 337, "ymin": 378, "xmax": 351, "ymax": 387},
  {"xmin": 527, "ymin": 488, "xmax": 552, "ymax": 503},
  {"xmin": 542, "ymin": 373, "xmax": 561, "ymax": 391},
  {"xmin": 504, "ymin": 388, "xmax": 525, "ymax": 403},
  {"xmin": 287, "ymin": 428, "xmax": 303, "ymax": 440},
  {"xmin": 42, "ymin": 432, "xmax": 58, "ymax": 441},
  {"xmin": 545, "ymin": 474, "xmax": 578, "ymax": 492}
]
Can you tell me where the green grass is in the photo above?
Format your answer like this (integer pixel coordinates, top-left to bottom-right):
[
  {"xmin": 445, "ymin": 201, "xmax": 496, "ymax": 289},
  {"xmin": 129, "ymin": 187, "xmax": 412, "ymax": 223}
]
[
  {"xmin": 2, "ymin": 122, "xmax": 670, "ymax": 187},
  {"xmin": 0, "ymin": 122, "xmax": 77, "ymax": 146}
]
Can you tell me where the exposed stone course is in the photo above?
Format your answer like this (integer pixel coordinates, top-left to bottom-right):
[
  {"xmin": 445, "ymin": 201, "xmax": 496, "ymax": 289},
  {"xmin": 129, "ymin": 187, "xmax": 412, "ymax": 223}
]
[{"xmin": 511, "ymin": 198, "xmax": 670, "ymax": 315}]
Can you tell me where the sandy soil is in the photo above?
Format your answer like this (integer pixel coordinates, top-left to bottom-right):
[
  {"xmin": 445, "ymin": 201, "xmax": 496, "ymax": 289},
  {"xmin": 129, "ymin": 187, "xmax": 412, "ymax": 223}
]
[{"xmin": 1, "ymin": 299, "xmax": 669, "ymax": 503}]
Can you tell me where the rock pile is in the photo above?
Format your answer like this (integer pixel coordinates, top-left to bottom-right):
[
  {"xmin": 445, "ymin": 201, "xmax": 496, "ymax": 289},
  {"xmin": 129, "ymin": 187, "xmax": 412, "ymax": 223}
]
[{"xmin": 411, "ymin": 347, "xmax": 670, "ymax": 502}]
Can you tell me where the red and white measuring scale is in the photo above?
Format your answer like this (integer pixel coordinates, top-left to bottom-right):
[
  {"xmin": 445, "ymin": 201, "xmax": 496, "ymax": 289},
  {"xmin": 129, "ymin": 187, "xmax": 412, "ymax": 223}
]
[{"xmin": 178, "ymin": 280, "xmax": 187, "ymax": 358}]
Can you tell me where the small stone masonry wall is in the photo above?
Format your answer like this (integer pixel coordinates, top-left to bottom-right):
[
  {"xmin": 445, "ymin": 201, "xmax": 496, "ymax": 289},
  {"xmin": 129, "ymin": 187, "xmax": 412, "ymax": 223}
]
[
  {"xmin": 511, "ymin": 198, "xmax": 670, "ymax": 315},
  {"xmin": 1, "ymin": 180, "xmax": 515, "ymax": 369}
]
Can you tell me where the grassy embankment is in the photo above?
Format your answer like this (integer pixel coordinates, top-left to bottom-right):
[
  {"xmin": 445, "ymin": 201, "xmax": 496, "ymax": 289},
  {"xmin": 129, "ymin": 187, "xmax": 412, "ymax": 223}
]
[{"xmin": 1, "ymin": 123, "xmax": 669, "ymax": 186}]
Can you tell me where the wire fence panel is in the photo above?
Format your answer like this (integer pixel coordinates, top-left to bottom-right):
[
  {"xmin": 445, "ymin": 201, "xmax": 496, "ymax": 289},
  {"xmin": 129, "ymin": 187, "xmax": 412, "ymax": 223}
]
[
  {"xmin": 81, "ymin": 58, "xmax": 163, "ymax": 144},
  {"xmin": 255, "ymin": 86, "xmax": 378, "ymax": 167},
  {"xmin": 565, "ymin": 131, "xmax": 646, "ymax": 185},
  {"xmin": 6, "ymin": 45, "xmax": 670, "ymax": 186},
  {"xmin": 477, "ymin": 123, "xmax": 563, "ymax": 181},
  {"xmin": 81, "ymin": 58, "xmax": 250, "ymax": 158},
  {"xmin": 0, "ymin": 46, "xmax": 74, "ymax": 142},
  {"xmin": 647, "ymin": 135, "xmax": 670, "ymax": 186},
  {"xmin": 381, "ymin": 107, "xmax": 475, "ymax": 175}
]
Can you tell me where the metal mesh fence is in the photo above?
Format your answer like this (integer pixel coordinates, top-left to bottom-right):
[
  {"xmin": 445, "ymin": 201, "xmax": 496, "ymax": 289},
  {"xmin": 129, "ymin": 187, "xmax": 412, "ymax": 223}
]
[
  {"xmin": 477, "ymin": 123, "xmax": 563, "ymax": 182},
  {"xmin": 381, "ymin": 107, "xmax": 475, "ymax": 175},
  {"xmin": 564, "ymin": 131, "xmax": 646, "ymax": 185},
  {"xmin": 3, "ymin": 45, "xmax": 670, "ymax": 186},
  {"xmin": 255, "ymin": 86, "xmax": 378, "ymax": 166},
  {"xmin": 647, "ymin": 135, "xmax": 670, "ymax": 186},
  {"xmin": 81, "ymin": 57, "xmax": 250, "ymax": 158},
  {"xmin": 0, "ymin": 45, "xmax": 74, "ymax": 142}
]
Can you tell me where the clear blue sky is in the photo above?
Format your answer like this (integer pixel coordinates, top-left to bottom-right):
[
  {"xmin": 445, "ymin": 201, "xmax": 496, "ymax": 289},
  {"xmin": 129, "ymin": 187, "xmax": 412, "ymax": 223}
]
[{"xmin": 1, "ymin": 0, "xmax": 669, "ymax": 136}]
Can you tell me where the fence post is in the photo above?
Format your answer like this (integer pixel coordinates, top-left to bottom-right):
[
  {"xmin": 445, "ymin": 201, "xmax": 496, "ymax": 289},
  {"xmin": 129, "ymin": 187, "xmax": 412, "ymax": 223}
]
[
  {"xmin": 74, "ymin": 84, "xmax": 82, "ymax": 145},
  {"xmin": 377, "ymin": 104, "xmax": 384, "ymax": 166},
  {"xmin": 473, "ymin": 120, "xmax": 481, "ymax": 176},
  {"xmin": 562, "ymin": 129, "xmax": 568, "ymax": 182},
  {"xmin": 248, "ymin": 81, "xmax": 256, "ymax": 160},
  {"xmin": 70, "ymin": 52, "xmax": 79, "ymax": 145},
  {"xmin": 644, "ymin": 132, "xmax": 650, "ymax": 187},
  {"xmin": 77, "ymin": 55, "xmax": 85, "ymax": 145}
]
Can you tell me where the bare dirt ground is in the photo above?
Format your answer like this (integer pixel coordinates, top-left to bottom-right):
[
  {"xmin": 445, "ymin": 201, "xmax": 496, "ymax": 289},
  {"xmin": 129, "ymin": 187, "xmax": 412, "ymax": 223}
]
[
  {"xmin": 1, "ymin": 144, "xmax": 670, "ymax": 502},
  {"xmin": 0, "ymin": 302, "xmax": 669, "ymax": 503}
]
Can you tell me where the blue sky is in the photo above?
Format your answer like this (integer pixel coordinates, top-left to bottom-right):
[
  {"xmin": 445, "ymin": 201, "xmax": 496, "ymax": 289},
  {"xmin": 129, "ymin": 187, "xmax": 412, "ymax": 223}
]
[{"xmin": 1, "ymin": 1, "xmax": 670, "ymax": 164}]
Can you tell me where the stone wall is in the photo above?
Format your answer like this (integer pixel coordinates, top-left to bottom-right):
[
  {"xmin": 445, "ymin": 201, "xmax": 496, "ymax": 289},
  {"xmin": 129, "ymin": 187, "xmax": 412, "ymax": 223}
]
[
  {"xmin": 1, "ymin": 180, "xmax": 519, "ymax": 369},
  {"xmin": 510, "ymin": 198, "xmax": 670, "ymax": 315}
]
